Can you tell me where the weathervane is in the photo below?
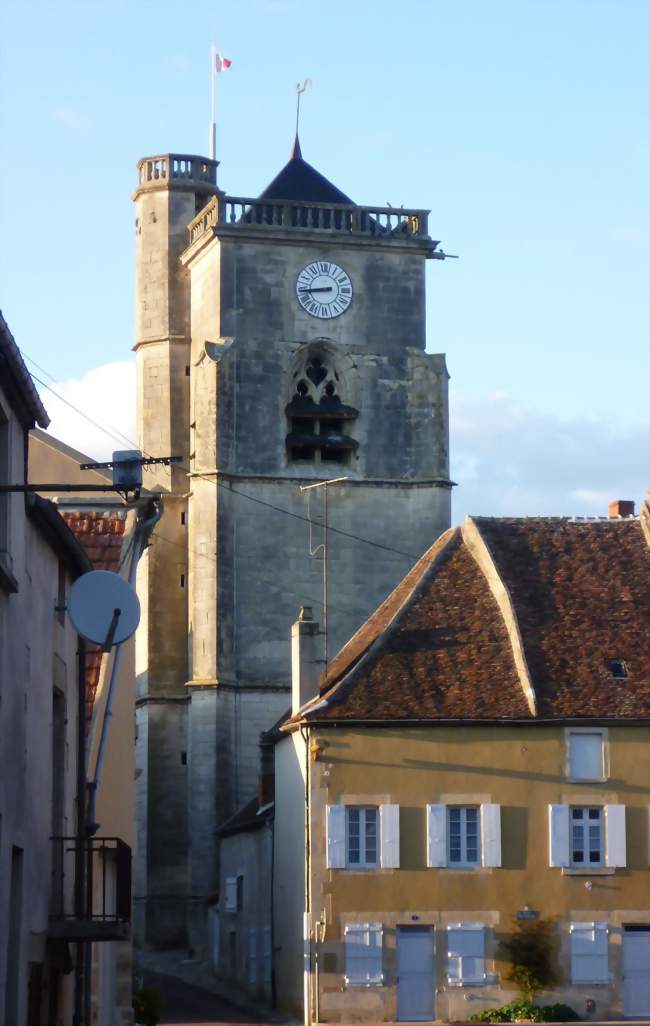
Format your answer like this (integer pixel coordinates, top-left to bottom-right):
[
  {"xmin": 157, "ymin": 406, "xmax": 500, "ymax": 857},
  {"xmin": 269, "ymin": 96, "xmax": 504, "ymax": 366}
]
[{"xmin": 295, "ymin": 77, "xmax": 312, "ymax": 136}]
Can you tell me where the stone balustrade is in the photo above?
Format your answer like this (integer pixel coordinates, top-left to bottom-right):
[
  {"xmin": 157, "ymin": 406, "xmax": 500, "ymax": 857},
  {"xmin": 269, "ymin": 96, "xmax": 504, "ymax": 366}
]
[
  {"xmin": 137, "ymin": 154, "xmax": 218, "ymax": 188},
  {"xmin": 188, "ymin": 194, "xmax": 430, "ymax": 245}
]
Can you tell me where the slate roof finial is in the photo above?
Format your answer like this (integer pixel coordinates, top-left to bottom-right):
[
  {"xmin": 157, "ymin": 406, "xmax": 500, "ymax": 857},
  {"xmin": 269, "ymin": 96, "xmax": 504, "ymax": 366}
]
[{"xmin": 291, "ymin": 132, "xmax": 302, "ymax": 161}]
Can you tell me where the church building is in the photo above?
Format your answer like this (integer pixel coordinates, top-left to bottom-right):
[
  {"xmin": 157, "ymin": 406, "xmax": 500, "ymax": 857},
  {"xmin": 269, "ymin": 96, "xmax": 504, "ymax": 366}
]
[{"xmin": 132, "ymin": 140, "xmax": 453, "ymax": 952}]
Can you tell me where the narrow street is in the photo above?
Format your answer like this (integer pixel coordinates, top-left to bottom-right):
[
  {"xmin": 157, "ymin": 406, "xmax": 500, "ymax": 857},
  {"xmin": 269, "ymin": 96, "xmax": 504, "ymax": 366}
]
[{"xmin": 143, "ymin": 969, "xmax": 273, "ymax": 1026}]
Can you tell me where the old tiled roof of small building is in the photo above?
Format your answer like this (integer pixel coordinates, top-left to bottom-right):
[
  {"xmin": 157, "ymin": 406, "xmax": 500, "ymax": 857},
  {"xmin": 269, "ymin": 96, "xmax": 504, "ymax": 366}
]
[
  {"xmin": 60, "ymin": 511, "xmax": 128, "ymax": 722},
  {"xmin": 292, "ymin": 513, "xmax": 650, "ymax": 725}
]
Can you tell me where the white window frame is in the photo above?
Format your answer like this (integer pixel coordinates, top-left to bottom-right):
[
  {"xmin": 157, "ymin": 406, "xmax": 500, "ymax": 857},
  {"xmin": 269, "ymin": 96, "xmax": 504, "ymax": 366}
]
[
  {"xmin": 570, "ymin": 922, "xmax": 609, "ymax": 983},
  {"xmin": 224, "ymin": 875, "xmax": 238, "ymax": 912},
  {"xmin": 447, "ymin": 806, "xmax": 480, "ymax": 866},
  {"xmin": 567, "ymin": 729, "xmax": 606, "ymax": 781},
  {"xmin": 447, "ymin": 923, "xmax": 487, "ymax": 986},
  {"xmin": 571, "ymin": 806, "xmax": 604, "ymax": 867},
  {"xmin": 346, "ymin": 806, "xmax": 379, "ymax": 869},
  {"xmin": 344, "ymin": 922, "xmax": 383, "ymax": 986},
  {"xmin": 427, "ymin": 803, "xmax": 501, "ymax": 869}
]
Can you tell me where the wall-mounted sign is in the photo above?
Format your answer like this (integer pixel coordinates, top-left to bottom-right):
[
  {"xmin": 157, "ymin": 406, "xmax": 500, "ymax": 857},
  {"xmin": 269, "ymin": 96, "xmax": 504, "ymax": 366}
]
[{"xmin": 517, "ymin": 909, "xmax": 540, "ymax": 921}]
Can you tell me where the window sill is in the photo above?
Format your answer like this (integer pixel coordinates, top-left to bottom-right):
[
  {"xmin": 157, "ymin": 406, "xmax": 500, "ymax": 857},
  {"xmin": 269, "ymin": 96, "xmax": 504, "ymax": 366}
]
[
  {"xmin": 447, "ymin": 979, "xmax": 491, "ymax": 988},
  {"xmin": 562, "ymin": 866, "xmax": 615, "ymax": 876},
  {"xmin": 571, "ymin": 979, "xmax": 611, "ymax": 986},
  {"xmin": 438, "ymin": 866, "xmax": 492, "ymax": 874},
  {"xmin": 566, "ymin": 776, "xmax": 608, "ymax": 784},
  {"xmin": 340, "ymin": 866, "xmax": 387, "ymax": 873},
  {"xmin": 0, "ymin": 553, "xmax": 18, "ymax": 595}
]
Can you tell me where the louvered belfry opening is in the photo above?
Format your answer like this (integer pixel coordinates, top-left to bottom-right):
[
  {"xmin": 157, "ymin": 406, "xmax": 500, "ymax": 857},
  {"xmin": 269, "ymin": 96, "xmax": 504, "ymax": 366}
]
[{"xmin": 286, "ymin": 355, "xmax": 358, "ymax": 464}]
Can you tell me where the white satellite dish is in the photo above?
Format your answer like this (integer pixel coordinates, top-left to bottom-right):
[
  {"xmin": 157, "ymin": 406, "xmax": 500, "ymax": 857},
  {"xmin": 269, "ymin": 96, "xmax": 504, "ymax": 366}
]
[{"xmin": 68, "ymin": 570, "xmax": 140, "ymax": 648}]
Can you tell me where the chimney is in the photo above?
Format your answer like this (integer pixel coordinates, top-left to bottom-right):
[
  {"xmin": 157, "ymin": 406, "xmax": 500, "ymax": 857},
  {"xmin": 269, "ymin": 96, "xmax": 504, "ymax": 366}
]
[
  {"xmin": 608, "ymin": 499, "xmax": 635, "ymax": 518},
  {"xmin": 291, "ymin": 606, "xmax": 321, "ymax": 714}
]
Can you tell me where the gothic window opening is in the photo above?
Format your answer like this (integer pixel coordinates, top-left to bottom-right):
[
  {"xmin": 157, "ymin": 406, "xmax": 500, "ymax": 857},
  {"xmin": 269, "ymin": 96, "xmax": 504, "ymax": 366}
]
[{"xmin": 286, "ymin": 354, "xmax": 358, "ymax": 465}]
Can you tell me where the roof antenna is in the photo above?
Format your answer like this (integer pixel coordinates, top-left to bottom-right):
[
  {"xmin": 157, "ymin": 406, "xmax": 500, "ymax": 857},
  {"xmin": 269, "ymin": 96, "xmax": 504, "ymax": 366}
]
[{"xmin": 293, "ymin": 78, "xmax": 312, "ymax": 157}]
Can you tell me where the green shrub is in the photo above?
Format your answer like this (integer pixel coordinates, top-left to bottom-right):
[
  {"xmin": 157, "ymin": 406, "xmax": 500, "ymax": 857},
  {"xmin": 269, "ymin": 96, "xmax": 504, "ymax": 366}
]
[
  {"xmin": 539, "ymin": 1003, "xmax": 581, "ymax": 1022},
  {"xmin": 133, "ymin": 985, "xmax": 162, "ymax": 1026},
  {"xmin": 498, "ymin": 919, "xmax": 559, "ymax": 1004},
  {"xmin": 468, "ymin": 998, "xmax": 580, "ymax": 1023}
]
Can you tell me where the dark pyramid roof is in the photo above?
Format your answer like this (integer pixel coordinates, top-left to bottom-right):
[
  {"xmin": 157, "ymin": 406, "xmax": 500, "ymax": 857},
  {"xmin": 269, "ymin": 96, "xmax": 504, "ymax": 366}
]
[{"xmin": 258, "ymin": 136, "xmax": 355, "ymax": 205}]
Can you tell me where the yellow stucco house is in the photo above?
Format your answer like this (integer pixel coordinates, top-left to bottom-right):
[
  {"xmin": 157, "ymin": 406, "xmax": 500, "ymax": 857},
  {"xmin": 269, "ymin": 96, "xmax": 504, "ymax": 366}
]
[{"xmin": 273, "ymin": 506, "xmax": 650, "ymax": 1023}]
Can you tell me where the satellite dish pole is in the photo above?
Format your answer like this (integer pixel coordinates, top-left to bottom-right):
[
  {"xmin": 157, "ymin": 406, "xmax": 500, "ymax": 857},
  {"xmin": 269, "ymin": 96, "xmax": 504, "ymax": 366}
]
[{"xmin": 68, "ymin": 498, "xmax": 163, "ymax": 834}]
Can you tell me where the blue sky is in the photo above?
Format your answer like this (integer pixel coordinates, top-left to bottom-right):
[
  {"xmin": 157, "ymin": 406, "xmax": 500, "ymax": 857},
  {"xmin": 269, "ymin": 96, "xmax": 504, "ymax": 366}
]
[{"xmin": 1, "ymin": 0, "xmax": 648, "ymax": 518}]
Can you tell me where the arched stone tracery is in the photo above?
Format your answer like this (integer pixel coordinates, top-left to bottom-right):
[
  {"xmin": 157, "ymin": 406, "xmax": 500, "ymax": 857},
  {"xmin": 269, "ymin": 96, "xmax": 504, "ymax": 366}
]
[{"xmin": 285, "ymin": 345, "xmax": 358, "ymax": 464}]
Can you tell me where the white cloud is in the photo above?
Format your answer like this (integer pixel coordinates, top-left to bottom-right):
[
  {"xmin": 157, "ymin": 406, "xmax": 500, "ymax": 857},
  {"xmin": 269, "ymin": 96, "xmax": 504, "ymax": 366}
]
[
  {"xmin": 34, "ymin": 360, "xmax": 649, "ymax": 522},
  {"xmin": 37, "ymin": 361, "xmax": 136, "ymax": 461},
  {"xmin": 451, "ymin": 393, "xmax": 649, "ymax": 521},
  {"xmin": 52, "ymin": 107, "xmax": 90, "ymax": 131}
]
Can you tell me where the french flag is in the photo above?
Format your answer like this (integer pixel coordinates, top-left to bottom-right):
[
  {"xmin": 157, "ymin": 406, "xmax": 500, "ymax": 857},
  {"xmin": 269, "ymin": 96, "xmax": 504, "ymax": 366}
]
[{"xmin": 215, "ymin": 53, "xmax": 232, "ymax": 72}]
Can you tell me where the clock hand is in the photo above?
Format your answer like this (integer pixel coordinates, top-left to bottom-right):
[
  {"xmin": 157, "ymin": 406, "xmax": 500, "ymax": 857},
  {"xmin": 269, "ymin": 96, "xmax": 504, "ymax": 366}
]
[{"xmin": 298, "ymin": 286, "xmax": 334, "ymax": 294}]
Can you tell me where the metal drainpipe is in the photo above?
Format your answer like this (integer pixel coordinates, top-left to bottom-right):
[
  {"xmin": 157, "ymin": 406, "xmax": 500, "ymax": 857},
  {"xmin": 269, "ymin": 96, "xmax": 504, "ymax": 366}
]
[
  {"xmin": 300, "ymin": 725, "xmax": 312, "ymax": 1026},
  {"xmin": 73, "ymin": 635, "xmax": 87, "ymax": 1026},
  {"xmin": 85, "ymin": 500, "xmax": 162, "ymax": 833}
]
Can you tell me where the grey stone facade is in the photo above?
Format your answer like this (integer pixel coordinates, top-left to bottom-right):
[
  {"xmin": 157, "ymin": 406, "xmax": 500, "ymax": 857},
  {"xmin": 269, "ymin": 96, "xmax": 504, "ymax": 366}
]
[{"xmin": 133, "ymin": 151, "xmax": 452, "ymax": 952}]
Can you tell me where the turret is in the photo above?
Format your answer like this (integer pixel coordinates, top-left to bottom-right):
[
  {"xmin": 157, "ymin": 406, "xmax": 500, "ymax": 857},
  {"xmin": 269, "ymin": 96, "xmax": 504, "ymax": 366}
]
[{"xmin": 132, "ymin": 154, "xmax": 219, "ymax": 492}]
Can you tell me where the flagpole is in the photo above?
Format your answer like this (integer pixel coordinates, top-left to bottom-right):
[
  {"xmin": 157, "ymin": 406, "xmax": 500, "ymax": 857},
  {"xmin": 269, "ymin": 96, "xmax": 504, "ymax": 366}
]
[{"xmin": 209, "ymin": 45, "xmax": 217, "ymax": 160}]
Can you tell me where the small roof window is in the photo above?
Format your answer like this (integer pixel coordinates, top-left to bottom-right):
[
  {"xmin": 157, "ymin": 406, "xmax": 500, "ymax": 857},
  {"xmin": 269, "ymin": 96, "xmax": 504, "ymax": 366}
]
[{"xmin": 609, "ymin": 660, "xmax": 628, "ymax": 679}]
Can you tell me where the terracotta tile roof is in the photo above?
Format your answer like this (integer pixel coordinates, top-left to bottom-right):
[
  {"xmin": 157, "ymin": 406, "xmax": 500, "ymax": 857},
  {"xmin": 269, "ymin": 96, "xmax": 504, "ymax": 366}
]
[
  {"xmin": 476, "ymin": 517, "xmax": 650, "ymax": 718},
  {"xmin": 60, "ymin": 511, "xmax": 128, "ymax": 722},
  {"xmin": 295, "ymin": 515, "xmax": 650, "ymax": 725},
  {"xmin": 60, "ymin": 511, "xmax": 127, "ymax": 572}
]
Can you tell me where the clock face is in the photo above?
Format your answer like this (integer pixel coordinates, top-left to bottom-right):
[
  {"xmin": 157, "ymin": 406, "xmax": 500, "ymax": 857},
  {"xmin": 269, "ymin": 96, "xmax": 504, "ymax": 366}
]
[{"xmin": 296, "ymin": 261, "xmax": 353, "ymax": 319}]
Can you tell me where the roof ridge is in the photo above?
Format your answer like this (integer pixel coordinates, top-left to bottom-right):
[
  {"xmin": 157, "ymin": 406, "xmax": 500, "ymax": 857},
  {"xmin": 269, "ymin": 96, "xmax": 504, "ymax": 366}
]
[{"xmin": 462, "ymin": 516, "xmax": 537, "ymax": 717}]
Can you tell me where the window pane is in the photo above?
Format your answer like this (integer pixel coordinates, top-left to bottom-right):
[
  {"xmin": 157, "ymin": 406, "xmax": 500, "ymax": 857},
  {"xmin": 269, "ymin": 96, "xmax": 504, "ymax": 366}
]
[
  {"xmin": 449, "ymin": 809, "xmax": 461, "ymax": 862},
  {"xmin": 364, "ymin": 808, "xmax": 377, "ymax": 865},
  {"xmin": 465, "ymin": 809, "xmax": 479, "ymax": 863},
  {"xmin": 347, "ymin": 809, "xmax": 360, "ymax": 864}
]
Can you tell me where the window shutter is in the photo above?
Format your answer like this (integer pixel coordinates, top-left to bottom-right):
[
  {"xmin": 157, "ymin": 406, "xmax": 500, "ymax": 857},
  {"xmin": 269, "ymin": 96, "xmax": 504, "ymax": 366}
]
[
  {"xmin": 379, "ymin": 804, "xmax": 400, "ymax": 869},
  {"xmin": 548, "ymin": 804, "xmax": 570, "ymax": 867},
  {"xmin": 604, "ymin": 804, "xmax": 626, "ymax": 867},
  {"xmin": 224, "ymin": 876, "xmax": 237, "ymax": 912},
  {"xmin": 570, "ymin": 922, "xmax": 609, "ymax": 983},
  {"xmin": 326, "ymin": 805, "xmax": 346, "ymax": 868},
  {"xmin": 345, "ymin": 923, "xmax": 383, "ymax": 985},
  {"xmin": 481, "ymin": 804, "xmax": 502, "ymax": 867},
  {"xmin": 569, "ymin": 732, "xmax": 603, "ymax": 779},
  {"xmin": 447, "ymin": 923, "xmax": 486, "ymax": 985},
  {"xmin": 427, "ymin": 804, "xmax": 447, "ymax": 867}
]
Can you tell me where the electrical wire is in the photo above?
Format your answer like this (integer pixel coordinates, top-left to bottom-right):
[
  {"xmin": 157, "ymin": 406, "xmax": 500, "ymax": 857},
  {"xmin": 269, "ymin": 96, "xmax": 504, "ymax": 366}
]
[
  {"xmin": 20, "ymin": 347, "xmax": 421, "ymax": 561},
  {"xmin": 150, "ymin": 529, "xmax": 370, "ymax": 619}
]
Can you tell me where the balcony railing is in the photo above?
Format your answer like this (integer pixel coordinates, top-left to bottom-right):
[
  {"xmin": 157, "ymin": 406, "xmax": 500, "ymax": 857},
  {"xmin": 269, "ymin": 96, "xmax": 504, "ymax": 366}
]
[
  {"xmin": 189, "ymin": 195, "xmax": 430, "ymax": 246},
  {"xmin": 49, "ymin": 836, "xmax": 131, "ymax": 942}
]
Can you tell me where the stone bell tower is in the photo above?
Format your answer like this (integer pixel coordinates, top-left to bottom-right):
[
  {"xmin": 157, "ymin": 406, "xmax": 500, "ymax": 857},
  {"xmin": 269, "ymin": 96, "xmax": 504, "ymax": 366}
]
[{"xmin": 133, "ymin": 140, "xmax": 452, "ymax": 951}]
